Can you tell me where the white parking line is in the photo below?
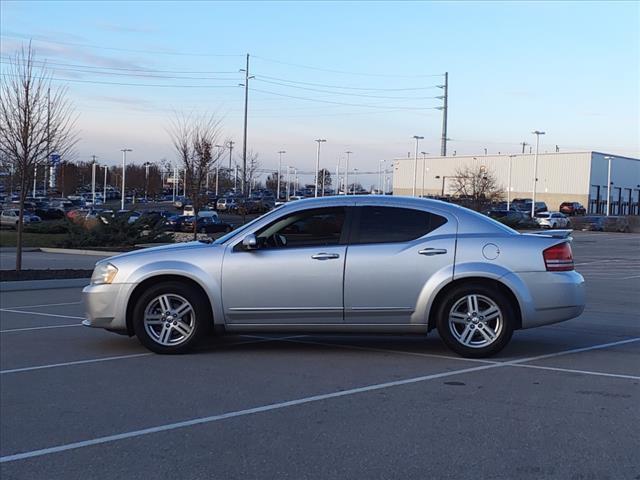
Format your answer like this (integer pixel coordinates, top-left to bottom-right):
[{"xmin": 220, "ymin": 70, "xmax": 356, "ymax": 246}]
[
  {"xmin": 0, "ymin": 324, "xmax": 82, "ymax": 333},
  {"xmin": 0, "ymin": 309, "xmax": 85, "ymax": 320},
  {"xmin": 0, "ymin": 335, "xmax": 307, "ymax": 375},
  {"xmin": 1, "ymin": 337, "xmax": 637, "ymax": 463},
  {"xmin": 510, "ymin": 363, "xmax": 640, "ymax": 380},
  {"xmin": 0, "ymin": 353, "xmax": 154, "ymax": 375},
  {"xmin": 2, "ymin": 301, "xmax": 82, "ymax": 310}
]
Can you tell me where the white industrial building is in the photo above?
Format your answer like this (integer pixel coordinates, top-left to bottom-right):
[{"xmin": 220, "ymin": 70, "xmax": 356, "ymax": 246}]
[{"xmin": 391, "ymin": 151, "xmax": 640, "ymax": 215}]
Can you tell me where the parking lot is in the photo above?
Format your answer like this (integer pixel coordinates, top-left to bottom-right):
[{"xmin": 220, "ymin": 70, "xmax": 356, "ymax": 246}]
[{"xmin": 1, "ymin": 231, "xmax": 639, "ymax": 479}]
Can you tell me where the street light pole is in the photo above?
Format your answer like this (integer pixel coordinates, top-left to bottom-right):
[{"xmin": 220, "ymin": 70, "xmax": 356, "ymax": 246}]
[
  {"xmin": 507, "ymin": 155, "xmax": 516, "ymax": 211},
  {"xmin": 531, "ymin": 131, "xmax": 545, "ymax": 217},
  {"xmin": 286, "ymin": 166, "xmax": 291, "ymax": 200},
  {"xmin": 314, "ymin": 139, "xmax": 326, "ymax": 197},
  {"xmin": 353, "ymin": 168, "xmax": 359, "ymax": 194},
  {"xmin": 120, "ymin": 148, "xmax": 132, "ymax": 210},
  {"xmin": 345, "ymin": 151, "xmax": 352, "ymax": 195},
  {"xmin": 214, "ymin": 144, "xmax": 224, "ymax": 197},
  {"xmin": 144, "ymin": 162, "xmax": 151, "ymax": 200},
  {"xmin": 103, "ymin": 165, "xmax": 108, "ymax": 203},
  {"xmin": 277, "ymin": 150, "xmax": 286, "ymax": 199},
  {"xmin": 420, "ymin": 151, "xmax": 429, "ymax": 197},
  {"xmin": 91, "ymin": 155, "xmax": 97, "ymax": 206},
  {"xmin": 604, "ymin": 156, "xmax": 613, "ymax": 216},
  {"xmin": 412, "ymin": 135, "xmax": 424, "ymax": 196}
]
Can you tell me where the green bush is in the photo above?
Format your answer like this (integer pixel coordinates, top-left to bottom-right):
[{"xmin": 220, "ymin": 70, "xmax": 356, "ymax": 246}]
[
  {"xmin": 59, "ymin": 215, "xmax": 172, "ymax": 248},
  {"xmin": 24, "ymin": 220, "xmax": 71, "ymax": 235}
]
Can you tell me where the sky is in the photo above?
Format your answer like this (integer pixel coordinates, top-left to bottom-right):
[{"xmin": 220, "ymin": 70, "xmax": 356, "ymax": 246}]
[{"xmin": 1, "ymin": 0, "xmax": 638, "ymax": 187}]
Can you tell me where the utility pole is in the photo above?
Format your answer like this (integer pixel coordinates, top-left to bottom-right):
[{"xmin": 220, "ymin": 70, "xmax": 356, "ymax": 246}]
[
  {"xmin": 438, "ymin": 72, "xmax": 449, "ymax": 156},
  {"xmin": 240, "ymin": 54, "xmax": 254, "ymax": 200},
  {"xmin": 144, "ymin": 162, "xmax": 151, "ymax": 200},
  {"xmin": 314, "ymin": 139, "xmax": 327, "ymax": 197},
  {"xmin": 91, "ymin": 155, "xmax": 97, "ymax": 205},
  {"xmin": 531, "ymin": 131, "xmax": 545, "ymax": 217},
  {"xmin": 520, "ymin": 142, "xmax": 529, "ymax": 154},
  {"xmin": 277, "ymin": 150, "xmax": 286, "ymax": 199},
  {"xmin": 227, "ymin": 140, "xmax": 235, "ymax": 172},
  {"xmin": 345, "ymin": 151, "xmax": 352, "ymax": 195},
  {"xmin": 412, "ymin": 136, "xmax": 424, "ymax": 196}
]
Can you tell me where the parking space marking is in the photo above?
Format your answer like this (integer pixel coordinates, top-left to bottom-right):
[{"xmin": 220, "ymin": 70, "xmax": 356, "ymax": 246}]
[
  {"xmin": 0, "ymin": 309, "xmax": 85, "ymax": 320},
  {"xmin": 510, "ymin": 363, "xmax": 640, "ymax": 380},
  {"xmin": 1, "ymin": 337, "xmax": 638, "ymax": 463},
  {"xmin": 0, "ymin": 353, "xmax": 154, "ymax": 375},
  {"xmin": 0, "ymin": 335, "xmax": 308, "ymax": 375},
  {"xmin": 0, "ymin": 324, "xmax": 82, "ymax": 333},
  {"xmin": 2, "ymin": 301, "xmax": 82, "ymax": 310},
  {"xmin": 0, "ymin": 362, "xmax": 500, "ymax": 464}
]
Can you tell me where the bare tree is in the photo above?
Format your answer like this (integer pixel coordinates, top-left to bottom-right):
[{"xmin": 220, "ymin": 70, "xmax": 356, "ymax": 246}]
[
  {"xmin": 0, "ymin": 43, "xmax": 77, "ymax": 272},
  {"xmin": 168, "ymin": 112, "xmax": 223, "ymax": 240},
  {"xmin": 448, "ymin": 164, "xmax": 504, "ymax": 211}
]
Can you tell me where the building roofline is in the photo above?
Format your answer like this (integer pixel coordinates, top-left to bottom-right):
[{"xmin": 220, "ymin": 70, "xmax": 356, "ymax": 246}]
[{"xmin": 393, "ymin": 151, "xmax": 639, "ymax": 162}]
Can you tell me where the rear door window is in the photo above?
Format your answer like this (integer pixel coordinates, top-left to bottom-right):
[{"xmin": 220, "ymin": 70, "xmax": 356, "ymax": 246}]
[{"xmin": 352, "ymin": 206, "xmax": 447, "ymax": 245}]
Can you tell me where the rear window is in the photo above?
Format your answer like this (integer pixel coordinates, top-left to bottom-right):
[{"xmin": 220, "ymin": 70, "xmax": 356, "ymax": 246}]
[{"xmin": 353, "ymin": 206, "xmax": 447, "ymax": 244}]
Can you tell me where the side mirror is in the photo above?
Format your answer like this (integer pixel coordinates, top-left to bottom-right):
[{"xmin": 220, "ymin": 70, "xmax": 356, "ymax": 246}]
[{"xmin": 242, "ymin": 233, "xmax": 259, "ymax": 250}]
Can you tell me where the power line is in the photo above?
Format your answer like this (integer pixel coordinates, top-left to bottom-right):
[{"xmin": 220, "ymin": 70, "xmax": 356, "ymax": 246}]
[
  {"xmin": 1, "ymin": 33, "xmax": 244, "ymax": 57},
  {"xmin": 0, "ymin": 59, "xmax": 240, "ymax": 81},
  {"xmin": 254, "ymin": 74, "xmax": 439, "ymax": 91},
  {"xmin": 253, "ymin": 55, "xmax": 444, "ymax": 78},
  {"xmin": 250, "ymin": 87, "xmax": 438, "ymax": 110},
  {"xmin": 0, "ymin": 73, "xmax": 239, "ymax": 88},
  {"xmin": 253, "ymin": 77, "xmax": 440, "ymax": 100},
  {"xmin": 0, "ymin": 56, "xmax": 239, "ymax": 76}
]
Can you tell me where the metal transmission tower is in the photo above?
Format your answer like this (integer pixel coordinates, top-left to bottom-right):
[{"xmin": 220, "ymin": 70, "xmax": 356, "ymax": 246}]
[
  {"xmin": 436, "ymin": 72, "xmax": 449, "ymax": 156},
  {"xmin": 240, "ymin": 54, "xmax": 254, "ymax": 199}
]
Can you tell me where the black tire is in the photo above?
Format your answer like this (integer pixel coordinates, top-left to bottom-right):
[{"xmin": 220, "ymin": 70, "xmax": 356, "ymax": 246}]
[
  {"xmin": 132, "ymin": 281, "xmax": 210, "ymax": 354},
  {"xmin": 435, "ymin": 282, "xmax": 515, "ymax": 358}
]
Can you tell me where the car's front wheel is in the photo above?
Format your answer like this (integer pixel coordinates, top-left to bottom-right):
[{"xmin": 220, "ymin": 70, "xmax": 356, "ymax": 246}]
[
  {"xmin": 132, "ymin": 281, "xmax": 209, "ymax": 354},
  {"xmin": 436, "ymin": 283, "xmax": 515, "ymax": 358}
]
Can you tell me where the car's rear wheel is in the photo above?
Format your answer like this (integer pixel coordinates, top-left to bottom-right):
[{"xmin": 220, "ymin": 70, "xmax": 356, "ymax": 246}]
[
  {"xmin": 436, "ymin": 283, "xmax": 515, "ymax": 358},
  {"xmin": 132, "ymin": 281, "xmax": 208, "ymax": 354}
]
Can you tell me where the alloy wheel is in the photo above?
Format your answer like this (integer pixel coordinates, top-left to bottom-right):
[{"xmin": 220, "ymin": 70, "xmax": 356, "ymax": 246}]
[
  {"xmin": 143, "ymin": 294, "xmax": 196, "ymax": 346},
  {"xmin": 448, "ymin": 294, "xmax": 503, "ymax": 348}
]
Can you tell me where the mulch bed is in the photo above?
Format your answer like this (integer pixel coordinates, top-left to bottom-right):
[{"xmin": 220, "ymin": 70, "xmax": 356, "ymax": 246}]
[{"xmin": 0, "ymin": 269, "xmax": 93, "ymax": 282}]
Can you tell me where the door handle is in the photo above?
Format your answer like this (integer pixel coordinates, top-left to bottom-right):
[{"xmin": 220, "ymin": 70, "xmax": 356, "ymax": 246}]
[
  {"xmin": 311, "ymin": 253, "xmax": 340, "ymax": 260},
  {"xmin": 418, "ymin": 248, "xmax": 447, "ymax": 256}
]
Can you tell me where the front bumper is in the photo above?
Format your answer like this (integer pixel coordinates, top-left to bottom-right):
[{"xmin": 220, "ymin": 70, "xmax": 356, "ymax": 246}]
[
  {"xmin": 502, "ymin": 270, "xmax": 585, "ymax": 329},
  {"xmin": 82, "ymin": 283, "xmax": 133, "ymax": 332}
]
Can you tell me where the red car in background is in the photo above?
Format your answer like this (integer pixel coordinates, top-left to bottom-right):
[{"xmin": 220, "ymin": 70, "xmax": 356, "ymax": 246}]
[{"xmin": 559, "ymin": 202, "xmax": 586, "ymax": 216}]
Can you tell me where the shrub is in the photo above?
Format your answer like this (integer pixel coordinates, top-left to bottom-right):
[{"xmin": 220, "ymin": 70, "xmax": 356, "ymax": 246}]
[{"xmin": 58, "ymin": 215, "xmax": 172, "ymax": 248}]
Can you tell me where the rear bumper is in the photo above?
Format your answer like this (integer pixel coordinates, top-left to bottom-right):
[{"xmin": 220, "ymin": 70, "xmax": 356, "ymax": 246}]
[{"xmin": 502, "ymin": 271, "xmax": 585, "ymax": 328}]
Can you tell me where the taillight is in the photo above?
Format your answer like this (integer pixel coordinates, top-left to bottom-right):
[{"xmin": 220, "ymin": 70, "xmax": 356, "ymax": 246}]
[{"xmin": 543, "ymin": 243, "xmax": 574, "ymax": 271}]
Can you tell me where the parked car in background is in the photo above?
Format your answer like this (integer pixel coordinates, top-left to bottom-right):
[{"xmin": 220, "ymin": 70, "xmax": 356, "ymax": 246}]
[
  {"xmin": 183, "ymin": 205, "xmax": 195, "ymax": 216},
  {"xmin": 84, "ymin": 196, "xmax": 585, "ymax": 358},
  {"xmin": 216, "ymin": 197, "xmax": 238, "ymax": 212},
  {"xmin": 486, "ymin": 210, "xmax": 538, "ymax": 229},
  {"xmin": 535, "ymin": 212, "xmax": 571, "ymax": 229},
  {"xmin": 180, "ymin": 215, "xmax": 234, "ymax": 234},
  {"xmin": 559, "ymin": 202, "xmax": 586, "ymax": 216},
  {"xmin": 1, "ymin": 209, "xmax": 41, "ymax": 228},
  {"xmin": 581, "ymin": 216, "xmax": 630, "ymax": 233}
]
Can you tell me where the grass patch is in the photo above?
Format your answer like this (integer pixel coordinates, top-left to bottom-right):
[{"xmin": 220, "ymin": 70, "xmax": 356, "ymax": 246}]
[{"xmin": 0, "ymin": 230, "xmax": 68, "ymax": 247}]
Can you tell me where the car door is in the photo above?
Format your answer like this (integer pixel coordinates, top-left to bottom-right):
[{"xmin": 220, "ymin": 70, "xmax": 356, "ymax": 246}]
[
  {"xmin": 222, "ymin": 206, "xmax": 348, "ymax": 324},
  {"xmin": 344, "ymin": 205, "xmax": 456, "ymax": 324}
]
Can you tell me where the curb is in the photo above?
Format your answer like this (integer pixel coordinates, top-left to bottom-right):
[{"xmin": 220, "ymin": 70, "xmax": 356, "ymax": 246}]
[
  {"xmin": 0, "ymin": 278, "xmax": 90, "ymax": 292},
  {"xmin": 39, "ymin": 247, "xmax": 120, "ymax": 256}
]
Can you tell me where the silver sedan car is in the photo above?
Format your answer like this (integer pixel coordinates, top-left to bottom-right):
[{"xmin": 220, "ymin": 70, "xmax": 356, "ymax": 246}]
[{"xmin": 83, "ymin": 196, "xmax": 585, "ymax": 358}]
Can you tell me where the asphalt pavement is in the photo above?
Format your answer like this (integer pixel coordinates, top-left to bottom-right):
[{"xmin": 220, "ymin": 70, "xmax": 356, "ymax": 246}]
[{"xmin": 0, "ymin": 231, "xmax": 639, "ymax": 479}]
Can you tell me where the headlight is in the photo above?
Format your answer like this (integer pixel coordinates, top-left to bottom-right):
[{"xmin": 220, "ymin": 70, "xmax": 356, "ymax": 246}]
[{"xmin": 91, "ymin": 263, "xmax": 118, "ymax": 285}]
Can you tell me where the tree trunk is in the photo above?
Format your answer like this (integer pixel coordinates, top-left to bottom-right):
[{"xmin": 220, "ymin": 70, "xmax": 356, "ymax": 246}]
[{"xmin": 15, "ymin": 176, "xmax": 27, "ymax": 273}]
